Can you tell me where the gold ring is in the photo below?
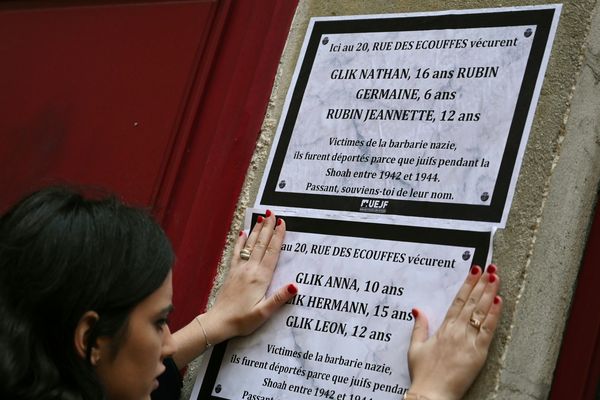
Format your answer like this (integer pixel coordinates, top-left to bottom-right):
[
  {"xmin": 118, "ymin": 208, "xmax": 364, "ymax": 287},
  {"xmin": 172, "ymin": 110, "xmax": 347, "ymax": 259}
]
[
  {"xmin": 469, "ymin": 315, "xmax": 482, "ymax": 330},
  {"xmin": 240, "ymin": 247, "xmax": 252, "ymax": 260}
]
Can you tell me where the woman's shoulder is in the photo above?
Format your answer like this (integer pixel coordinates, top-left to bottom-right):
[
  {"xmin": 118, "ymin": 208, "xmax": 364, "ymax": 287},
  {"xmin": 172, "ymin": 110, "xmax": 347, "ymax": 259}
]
[{"xmin": 151, "ymin": 358, "xmax": 183, "ymax": 400}]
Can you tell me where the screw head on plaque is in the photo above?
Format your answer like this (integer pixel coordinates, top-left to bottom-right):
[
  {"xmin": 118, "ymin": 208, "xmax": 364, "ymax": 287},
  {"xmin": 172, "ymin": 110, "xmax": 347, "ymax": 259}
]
[
  {"xmin": 215, "ymin": 384, "xmax": 222, "ymax": 393},
  {"xmin": 278, "ymin": 180, "xmax": 287, "ymax": 189},
  {"xmin": 322, "ymin": 36, "xmax": 329, "ymax": 45},
  {"xmin": 462, "ymin": 250, "xmax": 472, "ymax": 261},
  {"xmin": 524, "ymin": 28, "xmax": 533, "ymax": 38},
  {"xmin": 481, "ymin": 192, "xmax": 490, "ymax": 202}
]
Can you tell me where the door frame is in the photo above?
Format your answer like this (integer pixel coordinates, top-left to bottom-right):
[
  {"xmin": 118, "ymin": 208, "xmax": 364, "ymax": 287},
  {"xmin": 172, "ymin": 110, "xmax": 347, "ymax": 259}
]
[{"xmin": 158, "ymin": 0, "xmax": 299, "ymax": 330}]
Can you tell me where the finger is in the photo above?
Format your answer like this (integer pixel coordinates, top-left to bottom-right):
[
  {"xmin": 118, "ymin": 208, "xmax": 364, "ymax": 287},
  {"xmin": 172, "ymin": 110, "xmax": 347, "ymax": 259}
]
[
  {"xmin": 445, "ymin": 265, "xmax": 481, "ymax": 321},
  {"xmin": 250, "ymin": 210, "xmax": 276, "ymax": 262},
  {"xmin": 260, "ymin": 218, "xmax": 286, "ymax": 272},
  {"xmin": 256, "ymin": 283, "xmax": 298, "ymax": 320},
  {"xmin": 477, "ymin": 295, "xmax": 503, "ymax": 348},
  {"xmin": 469, "ymin": 269, "xmax": 500, "ymax": 330},
  {"xmin": 458, "ymin": 269, "xmax": 494, "ymax": 324},
  {"xmin": 244, "ymin": 213, "xmax": 267, "ymax": 252},
  {"xmin": 233, "ymin": 231, "xmax": 247, "ymax": 262},
  {"xmin": 409, "ymin": 308, "xmax": 429, "ymax": 345}
]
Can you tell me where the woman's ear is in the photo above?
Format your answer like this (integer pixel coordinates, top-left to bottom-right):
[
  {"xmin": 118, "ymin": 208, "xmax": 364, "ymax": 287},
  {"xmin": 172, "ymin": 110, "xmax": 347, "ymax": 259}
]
[{"xmin": 74, "ymin": 310, "xmax": 100, "ymax": 365}]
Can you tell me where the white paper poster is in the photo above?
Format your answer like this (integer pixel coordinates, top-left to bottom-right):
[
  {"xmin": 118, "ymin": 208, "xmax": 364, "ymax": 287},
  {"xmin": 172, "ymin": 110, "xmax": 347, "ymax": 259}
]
[
  {"xmin": 192, "ymin": 213, "xmax": 493, "ymax": 400},
  {"xmin": 256, "ymin": 5, "xmax": 561, "ymax": 226}
]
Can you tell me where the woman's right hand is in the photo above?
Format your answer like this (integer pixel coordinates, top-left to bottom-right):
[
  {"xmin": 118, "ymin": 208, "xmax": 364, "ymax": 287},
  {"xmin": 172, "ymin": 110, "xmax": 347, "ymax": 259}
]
[
  {"xmin": 201, "ymin": 210, "xmax": 296, "ymax": 343},
  {"xmin": 172, "ymin": 211, "xmax": 296, "ymax": 369},
  {"xmin": 406, "ymin": 264, "xmax": 502, "ymax": 400}
]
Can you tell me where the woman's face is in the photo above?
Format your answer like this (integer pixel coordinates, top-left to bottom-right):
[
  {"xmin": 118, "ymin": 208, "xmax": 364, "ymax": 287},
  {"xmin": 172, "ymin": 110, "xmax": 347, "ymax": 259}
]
[{"xmin": 95, "ymin": 271, "xmax": 177, "ymax": 400}]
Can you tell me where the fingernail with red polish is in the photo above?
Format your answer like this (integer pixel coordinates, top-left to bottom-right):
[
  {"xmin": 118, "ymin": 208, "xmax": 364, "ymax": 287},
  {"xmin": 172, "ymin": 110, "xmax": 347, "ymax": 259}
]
[
  {"xmin": 471, "ymin": 265, "xmax": 480, "ymax": 275},
  {"xmin": 287, "ymin": 284, "xmax": 298, "ymax": 295},
  {"xmin": 487, "ymin": 264, "xmax": 497, "ymax": 274},
  {"xmin": 494, "ymin": 296, "xmax": 501, "ymax": 304},
  {"xmin": 239, "ymin": 231, "xmax": 244, "ymax": 237},
  {"xmin": 277, "ymin": 218, "xmax": 283, "ymax": 226},
  {"xmin": 257, "ymin": 216, "xmax": 264, "ymax": 223},
  {"xmin": 265, "ymin": 210, "xmax": 272, "ymax": 218},
  {"xmin": 489, "ymin": 273, "xmax": 497, "ymax": 283},
  {"xmin": 411, "ymin": 308, "xmax": 419, "ymax": 318}
]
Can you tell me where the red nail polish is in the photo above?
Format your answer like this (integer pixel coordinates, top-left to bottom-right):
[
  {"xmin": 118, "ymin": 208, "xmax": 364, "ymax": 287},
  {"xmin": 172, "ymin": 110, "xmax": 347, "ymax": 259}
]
[
  {"xmin": 487, "ymin": 264, "xmax": 497, "ymax": 274},
  {"xmin": 277, "ymin": 218, "xmax": 283, "ymax": 226},
  {"xmin": 488, "ymin": 274, "xmax": 497, "ymax": 283},
  {"xmin": 239, "ymin": 231, "xmax": 244, "ymax": 237},
  {"xmin": 265, "ymin": 210, "xmax": 272, "ymax": 217},
  {"xmin": 411, "ymin": 308, "xmax": 419, "ymax": 318},
  {"xmin": 494, "ymin": 296, "xmax": 501, "ymax": 304},
  {"xmin": 287, "ymin": 284, "xmax": 298, "ymax": 295},
  {"xmin": 471, "ymin": 265, "xmax": 480, "ymax": 275},
  {"xmin": 257, "ymin": 216, "xmax": 264, "ymax": 223}
]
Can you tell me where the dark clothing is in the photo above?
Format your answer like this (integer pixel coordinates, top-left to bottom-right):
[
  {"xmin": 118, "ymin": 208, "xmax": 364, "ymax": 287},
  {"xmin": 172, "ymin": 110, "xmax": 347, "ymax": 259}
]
[{"xmin": 151, "ymin": 358, "xmax": 183, "ymax": 400}]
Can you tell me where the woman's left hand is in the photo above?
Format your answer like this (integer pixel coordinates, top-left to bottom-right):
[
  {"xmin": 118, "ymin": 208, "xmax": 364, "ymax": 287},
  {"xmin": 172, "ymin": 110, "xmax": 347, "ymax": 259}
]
[
  {"xmin": 203, "ymin": 210, "xmax": 297, "ymax": 342},
  {"xmin": 406, "ymin": 264, "xmax": 502, "ymax": 400}
]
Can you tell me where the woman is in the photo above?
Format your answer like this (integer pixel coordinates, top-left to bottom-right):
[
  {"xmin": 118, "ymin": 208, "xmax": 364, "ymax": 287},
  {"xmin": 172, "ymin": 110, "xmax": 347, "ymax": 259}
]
[{"xmin": 0, "ymin": 187, "xmax": 501, "ymax": 400}]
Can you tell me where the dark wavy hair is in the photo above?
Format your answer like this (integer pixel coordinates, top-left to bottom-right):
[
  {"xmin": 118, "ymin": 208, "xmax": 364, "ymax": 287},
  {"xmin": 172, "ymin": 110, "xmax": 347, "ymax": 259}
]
[{"xmin": 0, "ymin": 187, "xmax": 174, "ymax": 400}]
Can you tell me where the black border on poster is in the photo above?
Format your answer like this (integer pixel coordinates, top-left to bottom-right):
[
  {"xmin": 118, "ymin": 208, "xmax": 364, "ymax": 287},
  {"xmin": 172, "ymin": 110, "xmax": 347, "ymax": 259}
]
[
  {"xmin": 196, "ymin": 214, "xmax": 492, "ymax": 399},
  {"xmin": 260, "ymin": 8, "xmax": 556, "ymax": 223}
]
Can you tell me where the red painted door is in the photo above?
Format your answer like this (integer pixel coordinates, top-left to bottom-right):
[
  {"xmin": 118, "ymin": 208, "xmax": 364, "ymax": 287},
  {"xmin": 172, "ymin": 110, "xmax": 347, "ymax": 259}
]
[
  {"xmin": 550, "ymin": 198, "xmax": 600, "ymax": 399},
  {"xmin": 0, "ymin": 0, "xmax": 298, "ymax": 330}
]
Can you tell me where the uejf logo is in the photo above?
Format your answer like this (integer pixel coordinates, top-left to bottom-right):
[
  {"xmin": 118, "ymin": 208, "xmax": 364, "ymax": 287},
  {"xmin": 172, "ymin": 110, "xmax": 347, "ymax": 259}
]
[{"xmin": 359, "ymin": 199, "xmax": 389, "ymax": 214}]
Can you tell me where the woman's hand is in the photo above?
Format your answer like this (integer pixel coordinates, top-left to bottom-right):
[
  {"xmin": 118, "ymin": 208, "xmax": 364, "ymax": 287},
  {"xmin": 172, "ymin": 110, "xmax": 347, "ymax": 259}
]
[
  {"xmin": 205, "ymin": 210, "xmax": 297, "ymax": 340},
  {"xmin": 406, "ymin": 264, "xmax": 502, "ymax": 400},
  {"xmin": 173, "ymin": 211, "xmax": 296, "ymax": 368}
]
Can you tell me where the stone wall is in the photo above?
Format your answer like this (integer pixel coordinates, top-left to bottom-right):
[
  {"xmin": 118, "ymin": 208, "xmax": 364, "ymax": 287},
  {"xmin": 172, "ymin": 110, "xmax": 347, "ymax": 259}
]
[{"xmin": 183, "ymin": 2, "xmax": 600, "ymax": 399}]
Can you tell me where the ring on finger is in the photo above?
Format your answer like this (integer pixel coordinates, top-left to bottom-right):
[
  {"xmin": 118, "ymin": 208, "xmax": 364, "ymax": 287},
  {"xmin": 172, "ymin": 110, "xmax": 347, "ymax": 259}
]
[
  {"xmin": 240, "ymin": 246, "xmax": 252, "ymax": 261},
  {"xmin": 469, "ymin": 314, "xmax": 482, "ymax": 330}
]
